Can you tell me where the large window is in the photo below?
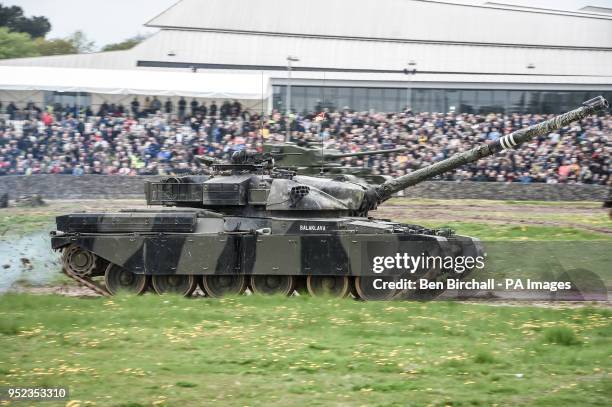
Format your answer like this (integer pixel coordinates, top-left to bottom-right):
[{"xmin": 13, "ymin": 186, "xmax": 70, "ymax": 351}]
[
  {"xmin": 304, "ymin": 87, "xmax": 321, "ymax": 113},
  {"xmin": 322, "ymin": 87, "xmax": 338, "ymax": 110},
  {"xmin": 525, "ymin": 92, "xmax": 541, "ymax": 113},
  {"xmin": 336, "ymin": 88, "xmax": 352, "ymax": 110},
  {"xmin": 445, "ymin": 90, "xmax": 460, "ymax": 112},
  {"xmin": 383, "ymin": 88, "xmax": 400, "ymax": 112},
  {"xmin": 508, "ymin": 91, "xmax": 526, "ymax": 113},
  {"xmin": 352, "ymin": 88, "xmax": 369, "ymax": 112},
  {"xmin": 291, "ymin": 87, "xmax": 307, "ymax": 113},
  {"xmin": 413, "ymin": 89, "xmax": 431, "ymax": 112},
  {"xmin": 368, "ymin": 88, "xmax": 384, "ymax": 112},
  {"xmin": 273, "ymin": 86, "xmax": 609, "ymax": 114},
  {"xmin": 431, "ymin": 89, "xmax": 445, "ymax": 113},
  {"xmin": 460, "ymin": 90, "xmax": 477, "ymax": 114}
]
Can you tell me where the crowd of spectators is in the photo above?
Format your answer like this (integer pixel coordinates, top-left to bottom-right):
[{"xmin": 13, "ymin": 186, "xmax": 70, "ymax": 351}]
[{"xmin": 0, "ymin": 98, "xmax": 609, "ymax": 185}]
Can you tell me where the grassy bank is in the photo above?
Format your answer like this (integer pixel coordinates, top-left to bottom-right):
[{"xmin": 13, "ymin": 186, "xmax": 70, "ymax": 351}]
[
  {"xmin": 0, "ymin": 213, "xmax": 53, "ymax": 236},
  {"xmin": 381, "ymin": 198, "xmax": 612, "ymax": 241},
  {"xmin": 413, "ymin": 221, "xmax": 611, "ymax": 241},
  {"xmin": 0, "ymin": 294, "xmax": 610, "ymax": 406}
]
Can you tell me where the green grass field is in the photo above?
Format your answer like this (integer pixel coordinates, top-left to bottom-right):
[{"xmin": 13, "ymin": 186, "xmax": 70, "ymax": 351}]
[
  {"xmin": 0, "ymin": 213, "xmax": 52, "ymax": 236},
  {"xmin": 0, "ymin": 294, "xmax": 610, "ymax": 406}
]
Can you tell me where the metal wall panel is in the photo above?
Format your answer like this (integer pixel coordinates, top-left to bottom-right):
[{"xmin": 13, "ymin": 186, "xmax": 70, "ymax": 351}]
[{"xmin": 146, "ymin": 0, "xmax": 612, "ymax": 49}]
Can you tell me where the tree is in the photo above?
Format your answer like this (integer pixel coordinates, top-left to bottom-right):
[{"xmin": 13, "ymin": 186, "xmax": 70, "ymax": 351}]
[
  {"xmin": 65, "ymin": 30, "xmax": 95, "ymax": 53},
  {"xmin": 0, "ymin": 4, "xmax": 51, "ymax": 38},
  {"xmin": 0, "ymin": 29, "xmax": 97, "ymax": 59},
  {"xmin": 0, "ymin": 27, "xmax": 39, "ymax": 59},
  {"xmin": 102, "ymin": 34, "xmax": 148, "ymax": 51},
  {"xmin": 34, "ymin": 37, "xmax": 78, "ymax": 56}
]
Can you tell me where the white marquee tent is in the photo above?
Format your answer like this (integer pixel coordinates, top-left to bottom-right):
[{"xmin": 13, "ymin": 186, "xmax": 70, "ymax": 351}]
[{"xmin": 0, "ymin": 66, "xmax": 270, "ymax": 100}]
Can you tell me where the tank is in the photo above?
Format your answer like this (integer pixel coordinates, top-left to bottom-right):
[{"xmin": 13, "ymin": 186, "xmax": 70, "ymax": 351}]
[
  {"xmin": 262, "ymin": 141, "xmax": 405, "ymax": 184},
  {"xmin": 51, "ymin": 96, "xmax": 609, "ymax": 300}
]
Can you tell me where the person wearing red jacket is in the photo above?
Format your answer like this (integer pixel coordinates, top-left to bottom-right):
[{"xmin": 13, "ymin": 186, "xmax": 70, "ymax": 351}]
[{"xmin": 42, "ymin": 111, "xmax": 53, "ymax": 126}]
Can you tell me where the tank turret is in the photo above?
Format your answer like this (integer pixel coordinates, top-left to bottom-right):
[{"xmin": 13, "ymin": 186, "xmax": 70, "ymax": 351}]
[
  {"xmin": 263, "ymin": 142, "xmax": 404, "ymax": 183},
  {"xmin": 264, "ymin": 141, "xmax": 406, "ymax": 164}
]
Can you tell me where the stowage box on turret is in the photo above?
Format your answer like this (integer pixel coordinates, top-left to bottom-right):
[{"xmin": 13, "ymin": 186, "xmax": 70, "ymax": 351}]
[
  {"xmin": 51, "ymin": 97, "xmax": 609, "ymax": 299},
  {"xmin": 262, "ymin": 142, "xmax": 406, "ymax": 184}
]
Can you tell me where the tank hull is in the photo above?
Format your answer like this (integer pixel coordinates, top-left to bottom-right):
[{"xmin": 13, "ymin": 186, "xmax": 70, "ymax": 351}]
[{"xmin": 51, "ymin": 210, "xmax": 482, "ymax": 299}]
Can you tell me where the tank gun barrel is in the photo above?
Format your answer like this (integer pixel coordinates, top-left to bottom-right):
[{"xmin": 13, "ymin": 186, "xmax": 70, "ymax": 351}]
[
  {"xmin": 373, "ymin": 96, "xmax": 609, "ymax": 204},
  {"xmin": 328, "ymin": 147, "xmax": 407, "ymax": 160}
]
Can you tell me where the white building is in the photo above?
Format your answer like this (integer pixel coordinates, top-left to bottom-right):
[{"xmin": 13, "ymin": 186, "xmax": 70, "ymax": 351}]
[{"xmin": 1, "ymin": 0, "xmax": 611, "ymax": 114}]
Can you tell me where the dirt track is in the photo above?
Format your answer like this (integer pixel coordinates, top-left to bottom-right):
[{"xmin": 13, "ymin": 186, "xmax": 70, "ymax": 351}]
[{"xmin": 376, "ymin": 201, "xmax": 612, "ymax": 235}]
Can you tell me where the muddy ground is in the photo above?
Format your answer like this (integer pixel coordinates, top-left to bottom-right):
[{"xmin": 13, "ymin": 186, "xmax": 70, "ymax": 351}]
[{"xmin": 375, "ymin": 199, "xmax": 612, "ymax": 235}]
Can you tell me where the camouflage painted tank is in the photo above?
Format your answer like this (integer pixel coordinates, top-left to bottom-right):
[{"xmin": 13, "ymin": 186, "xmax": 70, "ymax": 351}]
[
  {"xmin": 262, "ymin": 142, "xmax": 406, "ymax": 184},
  {"xmin": 51, "ymin": 97, "xmax": 609, "ymax": 300}
]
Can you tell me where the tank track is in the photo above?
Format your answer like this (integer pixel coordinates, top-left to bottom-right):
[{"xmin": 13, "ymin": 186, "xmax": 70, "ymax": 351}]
[
  {"xmin": 63, "ymin": 264, "xmax": 112, "ymax": 297},
  {"xmin": 60, "ymin": 245, "xmax": 111, "ymax": 297},
  {"xmin": 58, "ymin": 244, "xmax": 476, "ymax": 300}
]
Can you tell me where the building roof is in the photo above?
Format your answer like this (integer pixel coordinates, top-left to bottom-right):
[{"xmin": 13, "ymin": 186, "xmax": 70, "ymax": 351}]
[
  {"xmin": 146, "ymin": 0, "xmax": 612, "ymax": 49},
  {"xmin": 485, "ymin": 2, "xmax": 610, "ymax": 17},
  {"xmin": 580, "ymin": 5, "xmax": 612, "ymax": 15}
]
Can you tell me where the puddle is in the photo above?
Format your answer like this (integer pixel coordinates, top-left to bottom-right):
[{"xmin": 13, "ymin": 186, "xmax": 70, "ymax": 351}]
[{"xmin": 0, "ymin": 230, "xmax": 61, "ymax": 293}]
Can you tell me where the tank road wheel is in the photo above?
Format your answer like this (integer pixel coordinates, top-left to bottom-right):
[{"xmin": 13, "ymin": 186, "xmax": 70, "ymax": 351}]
[
  {"xmin": 353, "ymin": 276, "xmax": 397, "ymax": 301},
  {"xmin": 201, "ymin": 275, "xmax": 247, "ymax": 298},
  {"xmin": 250, "ymin": 275, "xmax": 296, "ymax": 296},
  {"xmin": 151, "ymin": 275, "xmax": 197, "ymax": 297},
  {"xmin": 306, "ymin": 275, "xmax": 352, "ymax": 298},
  {"xmin": 104, "ymin": 264, "xmax": 148, "ymax": 295},
  {"xmin": 62, "ymin": 245, "xmax": 98, "ymax": 277}
]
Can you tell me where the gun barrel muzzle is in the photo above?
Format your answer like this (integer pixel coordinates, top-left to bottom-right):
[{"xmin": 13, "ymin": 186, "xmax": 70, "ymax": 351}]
[{"xmin": 582, "ymin": 96, "xmax": 609, "ymax": 110}]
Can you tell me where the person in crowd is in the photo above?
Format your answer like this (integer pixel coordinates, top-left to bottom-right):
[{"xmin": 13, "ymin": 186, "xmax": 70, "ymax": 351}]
[
  {"xmin": 151, "ymin": 96, "xmax": 162, "ymax": 113},
  {"xmin": 98, "ymin": 101, "xmax": 110, "ymax": 117},
  {"xmin": 209, "ymin": 101, "xmax": 217, "ymax": 118},
  {"xmin": 52, "ymin": 101, "xmax": 63, "ymax": 121},
  {"xmin": 144, "ymin": 97, "xmax": 152, "ymax": 115},
  {"xmin": 231, "ymin": 100, "xmax": 242, "ymax": 118},
  {"xmin": 6, "ymin": 102, "xmax": 17, "ymax": 119},
  {"xmin": 190, "ymin": 99, "xmax": 199, "ymax": 116},
  {"xmin": 165, "ymin": 98, "xmax": 173, "ymax": 114},
  {"xmin": 130, "ymin": 98, "xmax": 140, "ymax": 117},
  {"xmin": 220, "ymin": 100, "xmax": 231, "ymax": 119},
  {"xmin": 178, "ymin": 97, "xmax": 186, "ymax": 120}
]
